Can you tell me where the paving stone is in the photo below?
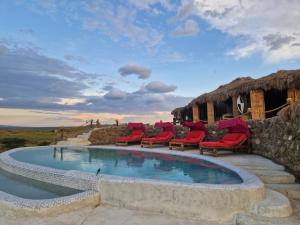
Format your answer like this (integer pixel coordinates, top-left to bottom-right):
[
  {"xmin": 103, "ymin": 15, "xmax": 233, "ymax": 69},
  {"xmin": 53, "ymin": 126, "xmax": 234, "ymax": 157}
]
[
  {"xmin": 251, "ymin": 189, "xmax": 293, "ymax": 218},
  {"xmin": 267, "ymin": 184, "xmax": 300, "ymax": 200}
]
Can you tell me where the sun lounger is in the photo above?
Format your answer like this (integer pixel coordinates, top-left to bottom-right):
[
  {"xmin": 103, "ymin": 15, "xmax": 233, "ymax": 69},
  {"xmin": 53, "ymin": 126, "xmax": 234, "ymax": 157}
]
[{"xmin": 115, "ymin": 123, "xmax": 145, "ymax": 146}]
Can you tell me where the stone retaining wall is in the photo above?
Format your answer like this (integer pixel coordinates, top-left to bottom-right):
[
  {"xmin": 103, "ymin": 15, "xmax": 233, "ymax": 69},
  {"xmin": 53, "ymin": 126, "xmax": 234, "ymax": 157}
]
[{"xmin": 248, "ymin": 118, "xmax": 300, "ymax": 179}]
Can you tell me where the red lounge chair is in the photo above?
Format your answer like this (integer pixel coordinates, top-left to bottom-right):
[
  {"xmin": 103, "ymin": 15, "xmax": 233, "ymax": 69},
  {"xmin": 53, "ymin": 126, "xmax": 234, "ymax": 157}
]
[
  {"xmin": 115, "ymin": 123, "xmax": 145, "ymax": 146},
  {"xmin": 169, "ymin": 130, "xmax": 206, "ymax": 150},
  {"xmin": 141, "ymin": 122, "xmax": 175, "ymax": 148},
  {"xmin": 199, "ymin": 118, "xmax": 250, "ymax": 156},
  {"xmin": 169, "ymin": 121, "xmax": 207, "ymax": 150}
]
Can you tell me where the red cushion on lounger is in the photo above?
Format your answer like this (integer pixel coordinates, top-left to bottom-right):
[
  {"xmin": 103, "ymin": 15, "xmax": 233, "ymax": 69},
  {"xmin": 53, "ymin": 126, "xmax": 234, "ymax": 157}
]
[
  {"xmin": 116, "ymin": 130, "xmax": 144, "ymax": 142},
  {"xmin": 171, "ymin": 131, "xmax": 206, "ymax": 144},
  {"xmin": 142, "ymin": 131, "xmax": 173, "ymax": 142},
  {"xmin": 222, "ymin": 133, "xmax": 246, "ymax": 142},
  {"xmin": 200, "ymin": 133, "xmax": 247, "ymax": 148},
  {"xmin": 131, "ymin": 130, "xmax": 144, "ymax": 136}
]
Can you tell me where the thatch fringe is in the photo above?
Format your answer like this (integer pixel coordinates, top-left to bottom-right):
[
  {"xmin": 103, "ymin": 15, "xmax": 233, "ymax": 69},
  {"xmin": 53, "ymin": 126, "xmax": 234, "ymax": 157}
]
[{"xmin": 175, "ymin": 69, "xmax": 300, "ymax": 112}]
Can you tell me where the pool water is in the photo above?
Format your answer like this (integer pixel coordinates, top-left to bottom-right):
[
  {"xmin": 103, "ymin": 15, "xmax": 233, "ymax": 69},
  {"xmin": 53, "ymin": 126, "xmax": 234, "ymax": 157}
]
[
  {"xmin": 11, "ymin": 147, "xmax": 243, "ymax": 184},
  {"xmin": 0, "ymin": 168, "xmax": 81, "ymax": 199}
]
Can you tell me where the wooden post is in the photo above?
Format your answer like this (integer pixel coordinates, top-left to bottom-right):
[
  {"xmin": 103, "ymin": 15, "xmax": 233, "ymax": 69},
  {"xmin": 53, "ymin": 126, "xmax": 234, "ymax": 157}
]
[
  {"xmin": 250, "ymin": 89, "xmax": 265, "ymax": 120},
  {"xmin": 288, "ymin": 88, "xmax": 300, "ymax": 102},
  {"xmin": 207, "ymin": 101, "xmax": 215, "ymax": 124},
  {"xmin": 232, "ymin": 96, "xmax": 239, "ymax": 117},
  {"xmin": 192, "ymin": 104, "xmax": 199, "ymax": 122}
]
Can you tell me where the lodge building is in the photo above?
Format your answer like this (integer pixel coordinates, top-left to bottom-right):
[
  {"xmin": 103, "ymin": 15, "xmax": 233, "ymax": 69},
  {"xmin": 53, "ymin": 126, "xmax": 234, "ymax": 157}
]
[{"xmin": 172, "ymin": 70, "xmax": 300, "ymax": 124}]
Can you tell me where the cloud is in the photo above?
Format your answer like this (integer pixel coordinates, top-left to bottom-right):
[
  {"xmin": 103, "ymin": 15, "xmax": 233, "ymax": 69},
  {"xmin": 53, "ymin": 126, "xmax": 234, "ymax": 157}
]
[
  {"xmin": 64, "ymin": 54, "xmax": 88, "ymax": 64},
  {"xmin": 145, "ymin": 81, "xmax": 177, "ymax": 93},
  {"xmin": 118, "ymin": 64, "xmax": 152, "ymax": 79},
  {"xmin": 173, "ymin": 19, "xmax": 199, "ymax": 36},
  {"xmin": 81, "ymin": 2, "xmax": 163, "ymax": 48},
  {"xmin": 180, "ymin": 0, "xmax": 300, "ymax": 62},
  {"xmin": 104, "ymin": 88, "xmax": 128, "ymax": 100},
  {"xmin": 0, "ymin": 40, "xmax": 190, "ymax": 124},
  {"xmin": 128, "ymin": 0, "xmax": 175, "ymax": 11},
  {"xmin": 163, "ymin": 51, "xmax": 187, "ymax": 62}
]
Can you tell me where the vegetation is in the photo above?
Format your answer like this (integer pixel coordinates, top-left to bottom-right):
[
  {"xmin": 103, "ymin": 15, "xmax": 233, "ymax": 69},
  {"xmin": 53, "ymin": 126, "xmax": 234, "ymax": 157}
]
[{"xmin": 0, "ymin": 126, "xmax": 91, "ymax": 152}]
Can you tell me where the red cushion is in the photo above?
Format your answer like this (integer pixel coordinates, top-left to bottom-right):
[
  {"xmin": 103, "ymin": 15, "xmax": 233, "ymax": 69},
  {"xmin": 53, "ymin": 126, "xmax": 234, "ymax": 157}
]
[
  {"xmin": 131, "ymin": 130, "xmax": 143, "ymax": 136},
  {"xmin": 157, "ymin": 131, "xmax": 173, "ymax": 138},
  {"xmin": 222, "ymin": 133, "xmax": 246, "ymax": 142},
  {"xmin": 116, "ymin": 130, "xmax": 144, "ymax": 142},
  {"xmin": 200, "ymin": 133, "xmax": 247, "ymax": 148},
  {"xmin": 142, "ymin": 132, "xmax": 173, "ymax": 142},
  {"xmin": 186, "ymin": 130, "xmax": 205, "ymax": 139},
  {"xmin": 171, "ymin": 131, "xmax": 205, "ymax": 144}
]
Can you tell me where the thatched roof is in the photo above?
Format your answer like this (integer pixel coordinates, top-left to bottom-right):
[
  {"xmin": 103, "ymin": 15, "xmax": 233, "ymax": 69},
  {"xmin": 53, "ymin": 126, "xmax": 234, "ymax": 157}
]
[
  {"xmin": 171, "ymin": 107, "xmax": 184, "ymax": 115},
  {"xmin": 174, "ymin": 69, "xmax": 300, "ymax": 113}
]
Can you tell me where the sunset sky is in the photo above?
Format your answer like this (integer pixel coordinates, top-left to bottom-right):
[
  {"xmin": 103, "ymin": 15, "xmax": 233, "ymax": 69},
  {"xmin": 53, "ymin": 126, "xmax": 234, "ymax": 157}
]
[{"xmin": 0, "ymin": 0, "xmax": 300, "ymax": 126}]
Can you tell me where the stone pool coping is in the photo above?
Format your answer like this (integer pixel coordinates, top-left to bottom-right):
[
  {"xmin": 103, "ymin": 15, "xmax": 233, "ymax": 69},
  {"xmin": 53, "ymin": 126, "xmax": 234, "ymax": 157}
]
[
  {"xmin": 0, "ymin": 190, "xmax": 99, "ymax": 214},
  {"xmin": 0, "ymin": 145, "xmax": 265, "ymax": 222}
]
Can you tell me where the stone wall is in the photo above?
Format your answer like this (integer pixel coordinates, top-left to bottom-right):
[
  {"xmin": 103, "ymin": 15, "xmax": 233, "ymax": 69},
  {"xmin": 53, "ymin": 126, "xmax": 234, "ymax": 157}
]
[{"xmin": 248, "ymin": 104, "xmax": 300, "ymax": 178}]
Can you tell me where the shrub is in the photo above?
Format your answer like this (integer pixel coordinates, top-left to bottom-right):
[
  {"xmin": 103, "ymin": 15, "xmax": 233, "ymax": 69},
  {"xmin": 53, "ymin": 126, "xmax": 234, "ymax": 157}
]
[{"xmin": 0, "ymin": 137, "xmax": 26, "ymax": 149}]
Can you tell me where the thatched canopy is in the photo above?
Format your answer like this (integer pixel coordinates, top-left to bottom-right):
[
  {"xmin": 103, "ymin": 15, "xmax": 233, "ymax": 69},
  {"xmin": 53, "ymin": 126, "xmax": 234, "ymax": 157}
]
[
  {"xmin": 173, "ymin": 69, "xmax": 300, "ymax": 113},
  {"xmin": 171, "ymin": 107, "xmax": 184, "ymax": 115}
]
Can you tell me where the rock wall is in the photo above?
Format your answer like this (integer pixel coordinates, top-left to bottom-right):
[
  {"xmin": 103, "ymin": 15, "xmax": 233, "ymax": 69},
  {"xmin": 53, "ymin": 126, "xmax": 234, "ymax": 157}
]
[{"xmin": 248, "ymin": 104, "xmax": 300, "ymax": 178}]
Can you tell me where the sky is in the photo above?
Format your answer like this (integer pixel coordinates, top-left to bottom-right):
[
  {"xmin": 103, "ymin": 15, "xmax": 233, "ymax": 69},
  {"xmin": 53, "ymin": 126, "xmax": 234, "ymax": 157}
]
[{"xmin": 0, "ymin": 0, "xmax": 300, "ymax": 126}]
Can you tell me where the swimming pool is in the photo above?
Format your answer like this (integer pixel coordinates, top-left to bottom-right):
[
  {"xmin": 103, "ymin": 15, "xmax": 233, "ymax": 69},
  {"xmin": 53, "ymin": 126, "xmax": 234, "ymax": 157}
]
[
  {"xmin": 0, "ymin": 168, "xmax": 81, "ymax": 199},
  {"xmin": 1, "ymin": 146, "xmax": 265, "ymax": 222},
  {"xmin": 10, "ymin": 146, "xmax": 242, "ymax": 184}
]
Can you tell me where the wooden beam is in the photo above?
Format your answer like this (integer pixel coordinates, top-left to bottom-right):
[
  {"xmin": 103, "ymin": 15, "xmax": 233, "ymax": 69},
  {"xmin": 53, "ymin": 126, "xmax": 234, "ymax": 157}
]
[
  {"xmin": 207, "ymin": 101, "xmax": 215, "ymax": 124},
  {"xmin": 232, "ymin": 96, "xmax": 239, "ymax": 117},
  {"xmin": 288, "ymin": 88, "xmax": 300, "ymax": 102},
  {"xmin": 250, "ymin": 89, "xmax": 265, "ymax": 120},
  {"xmin": 192, "ymin": 104, "xmax": 199, "ymax": 122}
]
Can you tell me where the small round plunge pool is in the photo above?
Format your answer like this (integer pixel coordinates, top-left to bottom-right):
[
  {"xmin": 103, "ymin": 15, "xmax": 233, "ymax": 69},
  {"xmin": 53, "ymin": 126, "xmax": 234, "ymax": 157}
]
[{"xmin": 10, "ymin": 146, "xmax": 242, "ymax": 185}]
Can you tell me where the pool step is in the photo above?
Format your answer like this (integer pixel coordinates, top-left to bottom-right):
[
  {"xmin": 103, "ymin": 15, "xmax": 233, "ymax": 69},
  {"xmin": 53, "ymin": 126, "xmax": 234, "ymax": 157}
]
[
  {"xmin": 234, "ymin": 200, "xmax": 300, "ymax": 225},
  {"xmin": 266, "ymin": 184, "xmax": 300, "ymax": 200},
  {"xmin": 247, "ymin": 169, "xmax": 295, "ymax": 184},
  {"xmin": 250, "ymin": 189, "xmax": 293, "ymax": 218}
]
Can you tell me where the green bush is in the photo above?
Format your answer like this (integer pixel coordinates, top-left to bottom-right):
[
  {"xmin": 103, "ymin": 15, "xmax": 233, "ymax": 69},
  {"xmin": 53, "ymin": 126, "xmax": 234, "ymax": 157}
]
[
  {"xmin": 0, "ymin": 137, "xmax": 26, "ymax": 149},
  {"xmin": 37, "ymin": 141, "xmax": 51, "ymax": 146}
]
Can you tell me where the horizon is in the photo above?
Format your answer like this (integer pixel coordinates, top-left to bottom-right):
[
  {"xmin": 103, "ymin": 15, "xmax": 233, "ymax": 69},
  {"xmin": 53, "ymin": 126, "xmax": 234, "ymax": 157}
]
[{"xmin": 1, "ymin": 1, "xmax": 300, "ymax": 126}]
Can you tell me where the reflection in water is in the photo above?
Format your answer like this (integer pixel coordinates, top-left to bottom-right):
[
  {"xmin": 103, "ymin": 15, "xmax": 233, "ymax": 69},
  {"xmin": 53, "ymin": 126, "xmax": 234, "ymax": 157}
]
[{"xmin": 11, "ymin": 147, "xmax": 243, "ymax": 184}]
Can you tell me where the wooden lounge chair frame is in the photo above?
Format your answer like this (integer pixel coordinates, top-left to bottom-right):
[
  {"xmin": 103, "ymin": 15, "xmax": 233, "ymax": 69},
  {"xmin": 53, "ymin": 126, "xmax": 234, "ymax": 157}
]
[
  {"xmin": 115, "ymin": 139, "xmax": 141, "ymax": 146},
  {"xmin": 169, "ymin": 137, "xmax": 205, "ymax": 151},
  {"xmin": 199, "ymin": 138, "xmax": 250, "ymax": 157},
  {"xmin": 115, "ymin": 131, "xmax": 144, "ymax": 146},
  {"xmin": 141, "ymin": 138, "xmax": 173, "ymax": 148}
]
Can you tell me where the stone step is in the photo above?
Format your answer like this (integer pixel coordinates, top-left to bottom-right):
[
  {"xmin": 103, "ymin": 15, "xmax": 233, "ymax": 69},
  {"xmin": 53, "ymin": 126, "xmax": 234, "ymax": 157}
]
[
  {"xmin": 266, "ymin": 184, "xmax": 300, "ymax": 200},
  {"xmin": 221, "ymin": 155, "xmax": 285, "ymax": 171},
  {"xmin": 234, "ymin": 200, "xmax": 300, "ymax": 225},
  {"xmin": 247, "ymin": 169, "xmax": 295, "ymax": 184},
  {"xmin": 251, "ymin": 189, "xmax": 293, "ymax": 218}
]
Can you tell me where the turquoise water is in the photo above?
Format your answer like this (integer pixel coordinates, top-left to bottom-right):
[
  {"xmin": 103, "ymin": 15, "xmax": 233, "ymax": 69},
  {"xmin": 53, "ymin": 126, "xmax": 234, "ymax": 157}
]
[
  {"xmin": 0, "ymin": 168, "xmax": 81, "ymax": 199},
  {"xmin": 11, "ymin": 147, "xmax": 243, "ymax": 184}
]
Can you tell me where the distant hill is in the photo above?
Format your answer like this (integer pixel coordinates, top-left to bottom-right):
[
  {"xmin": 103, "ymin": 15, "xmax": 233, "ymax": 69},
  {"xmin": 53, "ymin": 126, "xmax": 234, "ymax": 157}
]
[{"xmin": 0, "ymin": 125, "xmax": 60, "ymax": 130}]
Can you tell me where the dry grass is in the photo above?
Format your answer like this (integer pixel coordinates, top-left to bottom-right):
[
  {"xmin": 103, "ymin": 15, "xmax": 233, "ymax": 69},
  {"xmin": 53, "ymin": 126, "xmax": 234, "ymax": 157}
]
[{"xmin": 0, "ymin": 126, "xmax": 90, "ymax": 152}]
